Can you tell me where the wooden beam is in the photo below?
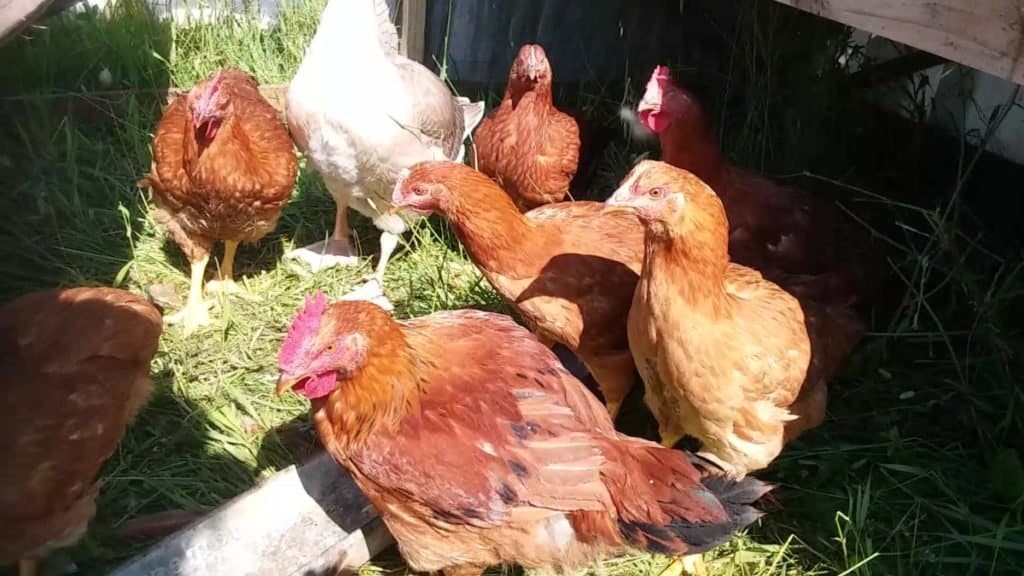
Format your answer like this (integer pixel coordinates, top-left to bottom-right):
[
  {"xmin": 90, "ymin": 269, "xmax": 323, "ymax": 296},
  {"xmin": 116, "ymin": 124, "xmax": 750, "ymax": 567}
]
[
  {"xmin": 109, "ymin": 451, "xmax": 393, "ymax": 576},
  {"xmin": 847, "ymin": 50, "xmax": 949, "ymax": 90},
  {"xmin": 400, "ymin": 0, "xmax": 427, "ymax": 63},
  {"xmin": 773, "ymin": 0, "xmax": 1024, "ymax": 86},
  {"xmin": 1, "ymin": 0, "xmax": 57, "ymax": 45}
]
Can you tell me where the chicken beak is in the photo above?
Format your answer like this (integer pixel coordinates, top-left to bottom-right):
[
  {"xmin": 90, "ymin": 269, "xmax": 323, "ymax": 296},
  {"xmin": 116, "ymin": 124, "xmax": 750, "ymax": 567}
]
[
  {"xmin": 602, "ymin": 187, "xmax": 636, "ymax": 215},
  {"xmin": 275, "ymin": 374, "xmax": 299, "ymax": 396}
]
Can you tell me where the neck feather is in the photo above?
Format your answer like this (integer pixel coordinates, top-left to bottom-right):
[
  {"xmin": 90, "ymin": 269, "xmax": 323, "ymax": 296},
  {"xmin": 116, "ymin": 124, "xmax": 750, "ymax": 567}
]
[
  {"xmin": 644, "ymin": 222, "xmax": 730, "ymax": 314},
  {"xmin": 443, "ymin": 176, "xmax": 544, "ymax": 276},
  {"xmin": 660, "ymin": 112, "xmax": 726, "ymax": 188},
  {"xmin": 312, "ymin": 330, "xmax": 419, "ymax": 454}
]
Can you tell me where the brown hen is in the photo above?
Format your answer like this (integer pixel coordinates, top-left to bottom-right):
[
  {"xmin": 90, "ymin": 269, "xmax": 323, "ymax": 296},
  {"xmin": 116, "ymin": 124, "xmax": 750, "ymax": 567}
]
[
  {"xmin": 637, "ymin": 66, "xmax": 874, "ymax": 302},
  {"xmin": 0, "ymin": 287, "xmax": 163, "ymax": 576},
  {"xmin": 141, "ymin": 68, "xmax": 298, "ymax": 334},
  {"xmin": 606, "ymin": 161, "xmax": 864, "ymax": 479},
  {"xmin": 276, "ymin": 295, "xmax": 771, "ymax": 576},
  {"xmin": 392, "ymin": 160, "xmax": 643, "ymax": 419},
  {"xmin": 473, "ymin": 43, "xmax": 581, "ymax": 210}
]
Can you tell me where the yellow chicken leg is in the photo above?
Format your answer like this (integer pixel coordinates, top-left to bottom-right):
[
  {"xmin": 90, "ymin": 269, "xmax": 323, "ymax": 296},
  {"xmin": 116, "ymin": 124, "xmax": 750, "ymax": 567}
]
[
  {"xmin": 658, "ymin": 554, "xmax": 707, "ymax": 576},
  {"xmin": 19, "ymin": 558, "xmax": 38, "ymax": 576},
  {"xmin": 165, "ymin": 254, "xmax": 211, "ymax": 335},
  {"xmin": 206, "ymin": 240, "xmax": 242, "ymax": 295}
]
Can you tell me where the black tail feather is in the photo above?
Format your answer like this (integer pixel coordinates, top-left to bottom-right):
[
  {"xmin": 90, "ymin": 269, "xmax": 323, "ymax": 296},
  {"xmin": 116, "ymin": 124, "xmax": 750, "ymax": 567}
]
[{"xmin": 620, "ymin": 469, "xmax": 773, "ymax": 556}]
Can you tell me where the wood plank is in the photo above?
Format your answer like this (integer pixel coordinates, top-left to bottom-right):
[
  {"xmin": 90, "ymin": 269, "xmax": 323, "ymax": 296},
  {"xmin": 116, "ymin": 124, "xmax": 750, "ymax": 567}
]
[
  {"xmin": 773, "ymin": 0, "xmax": 1024, "ymax": 86},
  {"xmin": 0, "ymin": 0, "xmax": 56, "ymax": 45},
  {"xmin": 400, "ymin": 0, "xmax": 427, "ymax": 62},
  {"xmin": 109, "ymin": 450, "xmax": 393, "ymax": 576}
]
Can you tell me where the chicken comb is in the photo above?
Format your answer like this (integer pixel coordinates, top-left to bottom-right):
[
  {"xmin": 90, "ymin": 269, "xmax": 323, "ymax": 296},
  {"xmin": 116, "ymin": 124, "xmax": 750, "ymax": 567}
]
[
  {"xmin": 643, "ymin": 66, "xmax": 673, "ymax": 104},
  {"xmin": 279, "ymin": 292, "xmax": 329, "ymax": 368},
  {"xmin": 193, "ymin": 70, "xmax": 226, "ymax": 112}
]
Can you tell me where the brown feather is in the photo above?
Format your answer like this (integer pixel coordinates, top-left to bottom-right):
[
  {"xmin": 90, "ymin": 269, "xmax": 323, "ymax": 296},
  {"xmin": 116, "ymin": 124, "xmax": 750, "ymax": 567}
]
[
  {"xmin": 474, "ymin": 44, "xmax": 581, "ymax": 210},
  {"xmin": 395, "ymin": 161, "xmax": 644, "ymax": 414},
  {"xmin": 646, "ymin": 75, "xmax": 879, "ymax": 303},
  {"xmin": 0, "ymin": 287, "xmax": 162, "ymax": 563},
  {"xmin": 144, "ymin": 68, "xmax": 298, "ymax": 255},
  {"xmin": 290, "ymin": 302, "xmax": 769, "ymax": 575}
]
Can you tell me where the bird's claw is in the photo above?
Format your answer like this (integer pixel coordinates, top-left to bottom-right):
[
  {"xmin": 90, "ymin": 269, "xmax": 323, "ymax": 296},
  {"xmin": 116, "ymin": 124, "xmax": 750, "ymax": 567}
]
[
  {"xmin": 205, "ymin": 278, "xmax": 242, "ymax": 295},
  {"xmin": 338, "ymin": 278, "xmax": 394, "ymax": 312},
  {"xmin": 164, "ymin": 300, "xmax": 212, "ymax": 335},
  {"xmin": 285, "ymin": 238, "xmax": 360, "ymax": 272}
]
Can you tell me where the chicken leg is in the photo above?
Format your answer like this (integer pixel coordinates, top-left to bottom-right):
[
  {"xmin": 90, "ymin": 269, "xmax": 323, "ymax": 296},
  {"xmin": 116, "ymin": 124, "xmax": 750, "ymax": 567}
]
[
  {"xmin": 336, "ymin": 230, "xmax": 397, "ymax": 312},
  {"xmin": 19, "ymin": 558, "xmax": 37, "ymax": 576},
  {"xmin": 659, "ymin": 554, "xmax": 708, "ymax": 576},
  {"xmin": 285, "ymin": 194, "xmax": 360, "ymax": 271},
  {"xmin": 164, "ymin": 253, "xmax": 211, "ymax": 335},
  {"xmin": 206, "ymin": 239, "xmax": 242, "ymax": 294},
  {"xmin": 583, "ymin": 352, "xmax": 638, "ymax": 420}
]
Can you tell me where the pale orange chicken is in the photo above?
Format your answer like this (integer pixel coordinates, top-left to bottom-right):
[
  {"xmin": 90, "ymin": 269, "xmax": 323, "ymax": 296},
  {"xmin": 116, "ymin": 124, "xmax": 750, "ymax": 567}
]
[{"xmin": 605, "ymin": 160, "xmax": 863, "ymax": 479}]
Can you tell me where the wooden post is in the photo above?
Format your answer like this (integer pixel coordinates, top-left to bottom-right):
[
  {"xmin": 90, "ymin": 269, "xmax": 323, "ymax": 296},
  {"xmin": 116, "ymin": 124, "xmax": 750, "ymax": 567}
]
[{"xmin": 400, "ymin": 0, "xmax": 427, "ymax": 63}]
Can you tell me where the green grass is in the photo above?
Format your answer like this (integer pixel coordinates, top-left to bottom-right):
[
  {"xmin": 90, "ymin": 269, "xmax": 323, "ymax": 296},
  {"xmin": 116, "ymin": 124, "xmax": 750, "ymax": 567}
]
[{"xmin": 1, "ymin": 0, "xmax": 1022, "ymax": 575}]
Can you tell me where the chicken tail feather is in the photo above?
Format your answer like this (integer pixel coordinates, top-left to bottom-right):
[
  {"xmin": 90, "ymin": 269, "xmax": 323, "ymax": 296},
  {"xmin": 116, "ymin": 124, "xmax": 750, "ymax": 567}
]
[{"xmin": 616, "ymin": 448, "xmax": 772, "ymax": 556}]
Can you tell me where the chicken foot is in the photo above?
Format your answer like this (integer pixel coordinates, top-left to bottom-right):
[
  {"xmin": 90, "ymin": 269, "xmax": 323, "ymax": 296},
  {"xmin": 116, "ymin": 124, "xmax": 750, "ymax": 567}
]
[
  {"xmin": 659, "ymin": 554, "xmax": 708, "ymax": 576},
  {"xmin": 164, "ymin": 253, "xmax": 212, "ymax": 335},
  {"xmin": 583, "ymin": 352, "xmax": 638, "ymax": 420},
  {"xmin": 18, "ymin": 558, "xmax": 37, "ymax": 576},
  {"xmin": 206, "ymin": 239, "xmax": 242, "ymax": 294},
  {"xmin": 338, "ymin": 230, "xmax": 397, "ymax": 312},
  {"xmin": 286, "ymin": 202, "xmax": 360, "ymax": 271}
]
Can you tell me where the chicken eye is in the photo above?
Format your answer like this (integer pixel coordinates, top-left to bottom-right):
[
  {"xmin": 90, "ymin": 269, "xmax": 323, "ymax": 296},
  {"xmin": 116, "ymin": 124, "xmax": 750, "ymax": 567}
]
[
  {"xmin": 412, "ymin": 185, "xmax": 428, "ymax": 197},
  {"xmin": 325, "ymin": 344, "xmax": 336, "ymax": 353},
  {"xmin": 648, "ymin": 187, "xmax": 666, "ymax": 199}
]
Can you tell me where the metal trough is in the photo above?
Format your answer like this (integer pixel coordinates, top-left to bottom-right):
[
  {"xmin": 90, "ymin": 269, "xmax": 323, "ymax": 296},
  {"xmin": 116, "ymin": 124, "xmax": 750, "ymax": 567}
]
[{"xmin": 109, "ymin": 451, "xmax": 393, "ymax": 576}]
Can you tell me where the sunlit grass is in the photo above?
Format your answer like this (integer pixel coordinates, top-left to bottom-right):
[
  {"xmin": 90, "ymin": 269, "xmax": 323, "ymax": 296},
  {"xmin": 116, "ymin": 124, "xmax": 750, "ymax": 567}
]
[{"xmin": 0, "ymin": 0, "xmax": 1021, "ymax": 575}]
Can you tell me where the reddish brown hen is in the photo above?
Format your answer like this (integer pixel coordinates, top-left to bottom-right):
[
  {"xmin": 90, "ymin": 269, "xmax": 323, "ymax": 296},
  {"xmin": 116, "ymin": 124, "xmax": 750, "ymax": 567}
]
[
  {"xmin": 141, "ymin": 68, "xmax": 298, "ymax": 334},
  {"xmin": 637, "ymin": 65, "xmax": 874, "ymax": 302},
  {"xmin": 472, "ymin": 44, "xmax": 581, "ymax": 210},
  {"xmin": 392, "ymin": 160, "xmax": 643, "ymax": 420},
  {"xmin": 276, "ymin": 295, "xmax": 771, "ymax": 576},
  {"xmin": 0, "ymin": 287, "xmax": 163, "ymax": 576},
  {"xmin": 606, "ymin": 161, "xmax": 864, "ymax": 479}
]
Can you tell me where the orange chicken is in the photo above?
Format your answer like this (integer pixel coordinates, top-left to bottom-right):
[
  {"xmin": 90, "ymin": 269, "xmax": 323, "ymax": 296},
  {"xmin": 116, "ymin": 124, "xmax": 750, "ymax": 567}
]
[
  {"xmin": 276, "ymin": 295, "xmax": 771, "ymax": 576},
  {"xmin": 0, "ymin": 287, "xmax": 163, "ymax": 576},
  {"xmin": 472, "ymin": 43, "xmax": 581, "ymax": 210},
  {"xmin": 391, "ymin": 160, "xmax": 644, "ymax": 419},
  {"xmin": 605, "ymin": 161, "xmax": 863, "ymax": 478}
]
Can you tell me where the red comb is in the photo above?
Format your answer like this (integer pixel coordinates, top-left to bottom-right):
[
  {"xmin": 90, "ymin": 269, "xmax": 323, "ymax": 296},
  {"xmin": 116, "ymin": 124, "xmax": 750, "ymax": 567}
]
[
  {"xmin": 279, "ymin": 292, "xmax": 329, "ymax": 369},
  {"xmin": 643, "ymin": 66, "xmax": 673, "ymax": 103}
]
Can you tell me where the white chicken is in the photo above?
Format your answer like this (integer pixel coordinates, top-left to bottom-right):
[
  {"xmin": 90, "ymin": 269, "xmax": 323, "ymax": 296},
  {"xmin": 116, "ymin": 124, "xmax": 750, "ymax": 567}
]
[{"xmin": 284, "ymin": 0, "xmax": 484, "ymax": 309}]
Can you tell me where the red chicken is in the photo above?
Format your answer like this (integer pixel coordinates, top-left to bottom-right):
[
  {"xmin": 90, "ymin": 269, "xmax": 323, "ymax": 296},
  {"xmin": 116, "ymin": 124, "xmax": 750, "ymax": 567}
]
[
  {"xmin": 276, "ymin": 295, "xmax": 771, "ymax": 576},
  {"xmin": 141, "ymin": 68, "xmax": 298, "ymax": 334},
  {"xmin": 472, "ymin": 43, "xmax": 581, "ymax": 210},
  {"xmin": 0, "ymin": 287, "xmax": 163, "ymax": 576},
  {"xmin": 392, "ymin": 160, "xmax": 643, "ymax": 420},
  {"xmin": 636, "ymin": 65, "xmax": 872, "ymax": 302}
]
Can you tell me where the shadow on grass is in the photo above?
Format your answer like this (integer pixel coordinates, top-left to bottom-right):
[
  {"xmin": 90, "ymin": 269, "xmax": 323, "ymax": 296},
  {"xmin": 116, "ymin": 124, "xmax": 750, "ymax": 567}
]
[
  {"xmin": 57, "ymin": 368, "xmax": 269, "ymax": 575},
  {"xmin": 0, "ymin": 0, "xmax": 174, "ymax": 303}
]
